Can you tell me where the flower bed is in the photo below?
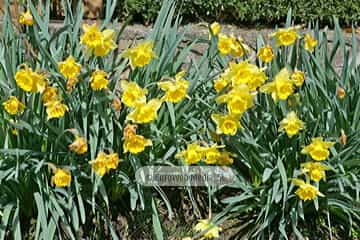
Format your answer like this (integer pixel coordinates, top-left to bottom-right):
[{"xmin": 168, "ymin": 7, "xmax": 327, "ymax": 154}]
[{"xmin": 0, "ymin": 0, "xmax": 359, "ymax": 239}]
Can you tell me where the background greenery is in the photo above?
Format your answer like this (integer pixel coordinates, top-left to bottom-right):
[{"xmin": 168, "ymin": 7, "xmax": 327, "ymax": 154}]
[{"xmin": 117, "ymin": 0, "xmax": 360, "ymax": 25}]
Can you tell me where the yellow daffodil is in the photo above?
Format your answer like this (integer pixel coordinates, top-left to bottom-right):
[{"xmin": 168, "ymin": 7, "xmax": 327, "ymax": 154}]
[
  {"xmin": 271, "ymin": 27, "xmax": 298, "ymax": 46},
  {"xmin": 123, "ymin": 133, "xmax": 152, "ymax": 154},
  {"xmin": 80, "ymin": 24, "xmax": 102, "ymax": 49},
  {"xmin": 230, "ymin": 35, "xmax": 250, "ymax": 58},
  {"xmin": 291, "ymin": 70, "xmax": 305, "ymax": 87},
  {"xmin": 217, "ymin": 34, "xmax": 249, "ymax": 57},
  {"xmin": 51, "ymin": 168, "xmax": 71, "ymax": 187},
  {"xmin": 42, "ymin": 87, "xmax": 58, "ymax": 104},
  {"xmin": 126, "ymin": 99, "xmax": 162, "ymax": 124},
  {"xmin": 69, "ymin": 136, "xmax": 88, "ymax": 155},
  {"xmin": 90, "ymin": 70, "xmax": 109, "ymax": 91},
  {"xmin": 257, "ymin": 45, "xmax": 274, "ymax": 63},
  {"xmin": 106, "ymin": 153, "xmax": 120, "ymax": 170},
  {"xmin": 301, "ymin": 162, "xmax": 330, "ymax": 182},
  {"xmin": 278, "ymin": 111, "xmax": 304, "ymax": 137},
  {"xmin": 260, "ymin": 68, "xmax": 294, "ymax": 101},
  {"xmin": 217, "ymin": 34, "xmax": 233, "ymax": 55},
  {"xmin": 304, "ymin": 33, "xmax": 318, "ymax": 52},
  {"xmin": 120, "ymin": 80, "xmax": 148, "ymax": 108},
  {"xmin": 94, "ymin": 29, "xmax": 117, "ymax": 56},
  {"xmin": 248, "ymin": 70, "xmax": 267, "ymax": 91},
  {"xmin": 211, "ymin": 113, "xmax": 241, "ymax": 135},
  {"xmin": 45, "ymin": 100, "xmax": 69, "ymax": 120},
  {"xmin": 292, "ymin": 178, "xmax": 324, "ymax": 201},
  {"xmin": 175, "ymin": 142, "xmax": 204, "ymax": 165},
  {"xmin": 225, "ymin": 61, "xmax": 266, "ymax": 90},
  {"xmin": 301, "ymin": 137, "xmax": 335, "ymax": 161},
  {"xmin": 217, "ymin": 151, "xmax": 235, "ymax": 165},
  {"xmin": 216, "ymin": 84, "xmax": 256, "ymax": 115},
  {"xmin": 210, "ymin": 22, "xmax": 221, "ymax": 36},
  {"xmin": 15, "ymin": 65, "xmax": 48, "ymax": 93},
  {"xmin": 122, "ymin": 40, "xmax": 156, "ymax": 68},
  {"xmin": 89, "ymin": 152, "xmax": 108, "ymax": 177},
  {"xmin": 19, "ymin": 10, "xmax": 33, "ymax": 26},
  {"xmin": 194, "ymin": 219, "xmax": 222, "ymax": 239},
  {"xmin": 2, "ymin": 96, "xmax": 25, "ymax": 115},
  {"xmin": 89, "ymin": 151, "xmax": 120, "ymax": 177},
  {"xmin": 80, "ymin": 24, "xmax": 116, "ymax": 57},
  {"xmin": 58, "ymin": 56, "xmax": 81, "ymax": 79},
  {"xmin": 158, "ymin": 71, "xmax": 189, "ymax": 103},
  {"xmin": 213, "ymin": 76, "xmax": 229, "ymax": 92},
  {"xmin": 202, "ymin": 144, "xmax": 221, "ymax": 164}
]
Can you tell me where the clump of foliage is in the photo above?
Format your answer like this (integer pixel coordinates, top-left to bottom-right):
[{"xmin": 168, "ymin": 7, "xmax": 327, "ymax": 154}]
[{"xmin": 117, "ymin": 0, "xmax": 360, "ymax": 26}]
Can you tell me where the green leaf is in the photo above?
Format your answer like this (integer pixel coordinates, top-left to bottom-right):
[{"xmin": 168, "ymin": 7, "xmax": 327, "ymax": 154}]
[{"xmin": 152, "ymin": 198, "xmax": 164, "ymax": 240}]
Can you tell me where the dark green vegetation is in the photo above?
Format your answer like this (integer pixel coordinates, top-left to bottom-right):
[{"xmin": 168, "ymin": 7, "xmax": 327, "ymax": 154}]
[{"xmin": 117, "ymin": 0, "xmax": 360, "ymax": 25}]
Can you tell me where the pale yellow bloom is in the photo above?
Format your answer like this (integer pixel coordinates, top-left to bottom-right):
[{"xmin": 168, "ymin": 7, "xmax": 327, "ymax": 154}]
[
  {"xmin": 19, "ymin": 10, "xmax": 33, "ymax": 26},
  {"xmin": 52, "ymin": 168, "xmax": 71, "ymax": 187},
  {"xmin": 257, "ymin": 45, "xmax": 274, "ymax": 63},
  {"xmin": 301, "ymin": 137, "xmax": 335, "ymax": 161},
  {"xmin": 202, "ymin": 144, "xmax": 221, "ymax": 164},
  {"xmin": 210, "ymin": 22, "xmax": 221, "ymax": 36},
  {"xmin": 45, "ymin": 100, "xmax": 69, "ymax": 120},
  {"xmin": 175, "ymin": 142, "xmax": 204, "ymax": 165},
  {"xmin": 126, "ymin": 99, "xmax": 162, "ymax": 124},
  {"xmin": 15, "ymin": 65, "xmax": 48, "ymax": 93},
  {"xmin": 120, "ymin": 80, "xmax": 148, "ymax": 108},
  {"xmin": 229, "ymin": 35, "xmax": 250, "ymax": 58},
  {"xmin": 211, "ymin": 113, "xmax": 241, "ymax": 136},
  {"xmin": 217, "ymin": 34, "xmax": 249, "ymax": 57},
  {"xmin": 42, "ymin": 87, "xmax": 58, "ymax": 104},
  {"xmin": 2, "ymin": 96, "xmax": 25, "ymax": 115},
  {"xmin": 217, "ymin": 34, "xmax": 233, "ymax": 55},
  {"xmin": 304, "ymin": 34, "xmax": 318, "ymax": 52},
  {"xmin": 89, "ymin": 151, "xmax": 120, "ymax": 177},
  {"xmin": 58, "ymin": 56, "xmax": 81, "ymax": 79},
  {"xmin": 90, "ymin": 70, "xmax": 109, "ymax": 90},
  {"xmin": 278, "ymin": 111, "xmax": 304, "ymax": 137},
  {"xmin": 80, "ymin": 24, "xmax": 116, "ymax": 57},
  {"xmin": 225, "ymin": 61, "xmax": 266, "ymax": 90},
  {"xmin": 194, "ymin": 219, "xmax": 222, "ymax": 239},
  {"xmin": 69, "ymin": 136, "xmax": 88, "ymax": 155},
  {"xmin": 301, "ymin": 162, "xmax": 330, "ymax": 182},
  {"xmin": 213, "ymin": 77, "xmax": 229, "ymax": 92},
  {"xmin": 216, "ymin": 84, "xmax": 256, "ymax": 115},
  {"xmin": 260, "ymin": 68, "xmax": 294, "ymax": 101},
  {"xmin": 158, "ymin": 71, "xmax": 189, "ymax": 103},
  {"xmin": 291, "ymin": 70, "xmax": 305, "ymax": 87},
  {"xmin": 271, "ymin": 27, "xmax": 298, "ymax": 46},
  {"xmin": 89, "ymin": 152, "xmax": 108, "ymax": 177},
  {"xmin": 123, "ymin": 134, "xmax": 152, "ymax": 154},
  {"xmin": 106, "ymin": 153, "xmax": 120, "ymax": 170},
  {"xmin": 122, "ymin": 41, "xmax": 156, "ymax": 68},
  {"xmin": 292, "ymin": 178, "xmax": 324, "ymax": 201}
]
